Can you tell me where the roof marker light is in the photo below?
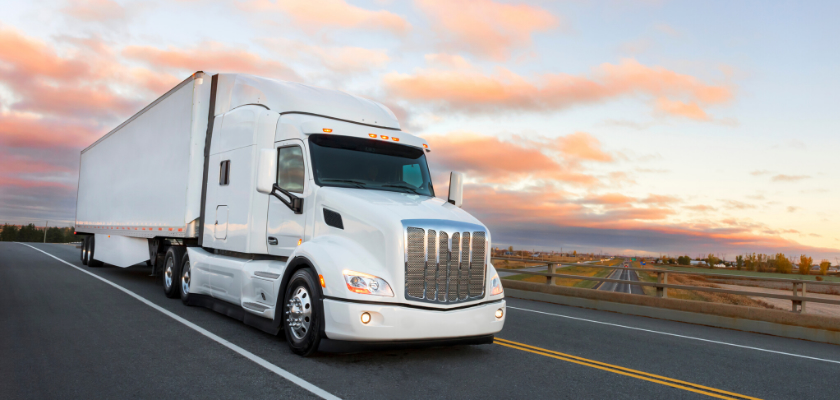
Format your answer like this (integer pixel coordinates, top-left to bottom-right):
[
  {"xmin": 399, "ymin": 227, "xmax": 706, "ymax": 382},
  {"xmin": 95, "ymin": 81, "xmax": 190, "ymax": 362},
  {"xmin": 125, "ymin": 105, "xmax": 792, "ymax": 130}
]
[
  {"xmin": 422, "ymin": 144, "xmax": 428, "ymax": 149},
  {"xmin": 323, "ymin": 128, "xmax": 332, "ymax": 133},
  {"xmin": 392, "ymin": 137, "xmax": 399, "ymax": 142},
  {"xmin": 369, "ymin": 134, "xmax": 377, "ymax": 138},
  {"xmin": 380, "ymin": 135, "xmax": 389, "ymax": 140}
]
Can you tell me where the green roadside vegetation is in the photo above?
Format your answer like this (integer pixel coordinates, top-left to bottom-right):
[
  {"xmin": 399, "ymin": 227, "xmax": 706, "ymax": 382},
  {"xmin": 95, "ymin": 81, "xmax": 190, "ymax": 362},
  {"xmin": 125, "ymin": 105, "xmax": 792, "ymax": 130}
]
[
  {"xmin": 652, "ymin": 264, "xmax": 840, "ymax": 283},
  {"xmin": 502, "ymin": 258, "xmax": 620, "ymax": 289}
]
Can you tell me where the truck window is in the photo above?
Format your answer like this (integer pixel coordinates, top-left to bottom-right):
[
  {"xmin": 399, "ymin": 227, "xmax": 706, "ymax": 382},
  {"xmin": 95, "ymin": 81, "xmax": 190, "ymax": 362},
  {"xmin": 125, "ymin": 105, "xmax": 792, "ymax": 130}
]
[
  {"xmin": 309, "ymin": 134, "xmax": 434, "ymax": 197},
  {"xmin": 277, "ymin": 146, "xmax": 305, "ymax": 193},
  {"xmin": 219, "ymin": 160, "xmax": 230, "ymax": 185}
]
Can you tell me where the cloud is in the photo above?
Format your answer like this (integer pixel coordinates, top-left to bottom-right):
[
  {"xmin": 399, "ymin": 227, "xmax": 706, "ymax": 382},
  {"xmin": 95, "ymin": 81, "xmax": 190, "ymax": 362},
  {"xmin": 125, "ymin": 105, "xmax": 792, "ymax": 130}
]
[
  {"xmin": 415, "ymin": 0, "xmax": 560, "ymax": 60},
  {"xmin": 384, "ymin": 58, "xmax": 732, "ymax": 120},
  {"xmin": 258, "ymin": 38, "xmax": 390, "ymax": 74},
  {"xmin": 722, "ymin": 200, "xmax": 756, "ymax": 210},
  {"xmin": 424, "ymin": 131, "xmax": 613, "ymax": 186},
  {"xmin": 123, "ymin": 42, "xmax": 301, "ymax": 81},
  {"xmin": 62, "ymin": 0, "xmax": 127, "ymax": 23},
  {"xmin": 642, "ymin": 195, "xmax": 680, "ymax": 205},
  {"xmin": 750, "ymin": 170, "xmax": 770, "ymax": 176},
  {"xmin": 685, "ymin": 205, "xmax": 716, "ymax": 212},
  {"xmin": 771, "ymin": 174, "xmax": 810, "ymax": 182},
  {"xmin": 787, "ymin": 206, "xmax": 800, "ymax": 213},
  {"xmin": 654, "ymin": 98, "xmax": 709, "ymax": 120},
  {"xmin": 239, "ymin": 0, "xmax": 410, "ymax": 34}
]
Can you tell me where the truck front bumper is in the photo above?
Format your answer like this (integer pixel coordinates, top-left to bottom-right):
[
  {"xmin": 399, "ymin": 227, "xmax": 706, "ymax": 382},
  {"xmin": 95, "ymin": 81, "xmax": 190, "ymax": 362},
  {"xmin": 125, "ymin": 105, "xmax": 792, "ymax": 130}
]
[{"xmin": 322, "ymin": 298, "xmax": 506, "ymax": 341}]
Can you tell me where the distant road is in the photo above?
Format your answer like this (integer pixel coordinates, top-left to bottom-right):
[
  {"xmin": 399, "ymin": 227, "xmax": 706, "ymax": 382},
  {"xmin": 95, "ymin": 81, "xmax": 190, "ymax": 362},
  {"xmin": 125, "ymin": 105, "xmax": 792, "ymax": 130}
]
[{"xmin": 594, "ymin": 259, "xmax": 645, "ymax": 295}]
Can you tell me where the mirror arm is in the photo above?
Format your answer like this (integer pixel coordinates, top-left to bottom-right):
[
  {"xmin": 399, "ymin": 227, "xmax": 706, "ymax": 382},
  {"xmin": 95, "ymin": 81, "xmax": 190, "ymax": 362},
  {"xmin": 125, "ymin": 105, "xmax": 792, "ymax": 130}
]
[{"xmin": 270, "ymin": 184, "xmax": 304, "ymax": 214}]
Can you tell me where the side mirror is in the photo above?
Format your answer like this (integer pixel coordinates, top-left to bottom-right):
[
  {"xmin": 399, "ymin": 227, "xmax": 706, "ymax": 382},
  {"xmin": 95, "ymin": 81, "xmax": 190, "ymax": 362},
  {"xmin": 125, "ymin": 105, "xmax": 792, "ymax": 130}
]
[
  {"xmin": 447, "ymin": 171, "xmax": 463, "ymax": 208},
  {"xmin": 256, "ymin": 149, "xmax": 276, "ymax": 194}
]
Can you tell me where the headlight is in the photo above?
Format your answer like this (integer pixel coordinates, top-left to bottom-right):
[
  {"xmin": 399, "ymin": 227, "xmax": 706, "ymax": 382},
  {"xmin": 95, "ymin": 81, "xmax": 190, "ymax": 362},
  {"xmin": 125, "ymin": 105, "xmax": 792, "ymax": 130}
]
[
  {"xmin": 490, "ymin": 273, "xmax": 503, "ymax": 296},
  {"xmin": 343, "ymin": 270, "xmax": 394, "ymax": 297}
]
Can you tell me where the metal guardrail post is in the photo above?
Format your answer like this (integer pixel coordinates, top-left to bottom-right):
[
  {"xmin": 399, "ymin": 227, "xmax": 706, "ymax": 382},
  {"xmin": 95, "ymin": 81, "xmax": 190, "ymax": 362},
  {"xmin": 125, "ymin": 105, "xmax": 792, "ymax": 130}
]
[{"xmin": 547, "ymin": 263, "xmax": 556, "ymax": 285}]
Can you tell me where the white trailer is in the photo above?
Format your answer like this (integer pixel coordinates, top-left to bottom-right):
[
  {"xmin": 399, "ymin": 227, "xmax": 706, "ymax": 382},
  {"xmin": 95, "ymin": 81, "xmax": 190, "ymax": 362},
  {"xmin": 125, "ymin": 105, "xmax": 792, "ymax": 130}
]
[{"xmin": 75, "ymin": 72, "xmax": 505, "ymax": 355}]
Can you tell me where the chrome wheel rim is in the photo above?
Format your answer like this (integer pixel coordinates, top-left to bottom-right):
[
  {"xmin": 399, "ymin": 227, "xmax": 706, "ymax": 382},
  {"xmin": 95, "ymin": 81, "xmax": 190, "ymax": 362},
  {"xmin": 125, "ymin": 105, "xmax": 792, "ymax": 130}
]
[
  {"xmin": 181, "ymin": 262, "xmax": 190, "ymax": 295},
  {"xmin": 285, "ymin": 286, "xmax": 312, "ymax": 340},
  {"xmin": 164, "ymin": 258, "xmax": 173, "ymax": 289}
]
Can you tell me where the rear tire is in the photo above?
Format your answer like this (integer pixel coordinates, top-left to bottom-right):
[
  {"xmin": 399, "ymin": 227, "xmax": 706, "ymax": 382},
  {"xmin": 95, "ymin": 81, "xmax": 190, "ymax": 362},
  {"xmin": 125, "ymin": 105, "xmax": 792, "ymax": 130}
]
[
  {"xmin": 179, "ymin": 254, "xmax": 192, "ymax": 305},
  {"xmin": 81, "ymin": 237, "xmax": 89, "ymax": 265},
  {"xmin": 162, "ymin": 247, "xmax": 185, "ymax": 298},
  {"xmin": 87, "ymin": 236, "xmax": 103, "ymax": 268},
  {"xmin": 282, "ymin": 268, "xmax": 322, "ymax": 357}
]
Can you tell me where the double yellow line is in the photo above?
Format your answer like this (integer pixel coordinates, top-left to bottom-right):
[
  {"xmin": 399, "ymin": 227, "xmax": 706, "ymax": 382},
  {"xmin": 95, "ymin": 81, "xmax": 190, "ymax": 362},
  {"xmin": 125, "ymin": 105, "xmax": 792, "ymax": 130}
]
[{"xmin": 494, "ymin": 338, "xmax": 760, "ymax": 400}]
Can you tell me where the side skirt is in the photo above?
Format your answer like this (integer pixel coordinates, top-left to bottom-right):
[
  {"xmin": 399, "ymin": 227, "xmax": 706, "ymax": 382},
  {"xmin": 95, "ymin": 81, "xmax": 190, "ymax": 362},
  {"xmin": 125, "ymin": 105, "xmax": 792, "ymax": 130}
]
[{"xmin": 186, "ymin": 294, "xmax": 281, "ymax": 335}]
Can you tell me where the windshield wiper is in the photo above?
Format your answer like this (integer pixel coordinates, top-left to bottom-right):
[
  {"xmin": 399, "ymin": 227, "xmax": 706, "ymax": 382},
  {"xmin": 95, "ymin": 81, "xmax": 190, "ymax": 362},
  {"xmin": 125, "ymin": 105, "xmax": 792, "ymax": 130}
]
[
  {"xmin": 321, "ymin": 178, "xmax": 367, "ymax": 188},
  {"xmin": 381, "ymin": 183, "xmax": 422, "ymax": 194}
]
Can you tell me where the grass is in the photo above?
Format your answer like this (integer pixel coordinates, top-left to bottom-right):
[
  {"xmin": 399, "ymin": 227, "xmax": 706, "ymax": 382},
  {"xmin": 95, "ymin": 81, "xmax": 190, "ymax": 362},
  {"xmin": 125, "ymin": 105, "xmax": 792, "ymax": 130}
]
[
  {"xmin": 502, "ymin": 258, "xmax": 621, "ymax": 289},
  {"xmin": 651, "ymin": 264, "xmax": 840, "ymax": 283}
]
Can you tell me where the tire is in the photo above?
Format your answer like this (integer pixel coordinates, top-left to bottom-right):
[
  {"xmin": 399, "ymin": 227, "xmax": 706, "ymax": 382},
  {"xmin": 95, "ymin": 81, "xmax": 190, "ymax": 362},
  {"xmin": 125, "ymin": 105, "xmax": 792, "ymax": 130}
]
[
  {"xmin": 282, "ymin": 268, "xmax": 322, "ymax": 356},
  {"xmin": 88, "ymin": 236, "xmax": 103, "ymax": 268},
  {"xmin": 179, "ymin": 253, "xmax": 192, "ymax": 305},
  {"xmin": 162, "ymin": 246, "xmax": 185, "ymax": 299},
  {"xmin": 81, "ymin": 237, "xmax": 89, "ymax": 265}
]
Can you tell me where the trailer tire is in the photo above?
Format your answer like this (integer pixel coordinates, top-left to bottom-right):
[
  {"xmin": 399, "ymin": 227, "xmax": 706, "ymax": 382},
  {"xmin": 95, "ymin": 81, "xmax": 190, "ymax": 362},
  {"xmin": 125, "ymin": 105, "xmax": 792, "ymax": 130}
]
[
  {"xmin": 162, "ymin": 247, "xmax": 185, "ymax": 299},
  {"xmin": 81, "ymin": 237, "xmax": 89, "ymax": 265},
  {"xmin": 282, "ymin": 268, "xmax": 322, "ymax": 357},
  {"xmin": 88, "ymin": 236, "xmax": 103, "ymax": 268},
  {"xmin": 179, "ymin": 254, "xmax": 192, "ymax": 305}
]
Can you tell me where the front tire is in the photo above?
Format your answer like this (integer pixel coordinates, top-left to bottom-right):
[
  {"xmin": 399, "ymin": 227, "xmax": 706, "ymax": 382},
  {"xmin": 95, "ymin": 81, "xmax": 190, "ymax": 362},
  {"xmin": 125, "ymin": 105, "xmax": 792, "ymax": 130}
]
[
  {"xmin": 179, "ymin": 254, "xmax": 192, "ymax": 305},
  {"xmin": 283, "ymin": 268, "xmax": 322, "ymax": 357},
  {"xmin": 162, "ymin": 247, "xmax": 185, "ymax": 299}
]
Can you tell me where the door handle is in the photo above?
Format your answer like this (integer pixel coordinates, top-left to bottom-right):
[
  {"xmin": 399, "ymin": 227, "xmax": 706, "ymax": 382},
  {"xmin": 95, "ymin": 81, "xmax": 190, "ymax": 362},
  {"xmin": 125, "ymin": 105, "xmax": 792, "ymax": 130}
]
[{"xmin": 268, "ymin": 237, "xmax": 278, "ymax": 245}]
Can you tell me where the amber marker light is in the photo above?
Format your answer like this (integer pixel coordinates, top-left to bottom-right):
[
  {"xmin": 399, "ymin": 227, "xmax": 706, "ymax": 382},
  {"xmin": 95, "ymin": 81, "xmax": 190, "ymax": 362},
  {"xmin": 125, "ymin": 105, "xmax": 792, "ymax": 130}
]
[
  {"xmin": 422, "ymin": 144, "xmax": 428, "ymax": 148},
  {"xmin": 323, "ymin": 128, "xmax": 332, "ymax": 133},
  {"xmin": 392, "ymin": 137, "xmax": 399, "ymax": 141},
  {"xmin": 319, "ymin": 274, "xmax": 326, "ymax": 288},
  {"xmin": 380, "ymin": 135, "xmax": 389, "ymax": 140},
  {"xmin": 369, "ymin": 133, "xmax": 377, "ymax": 138},
  {"xmin": 297, "ymin": 238, "xmax": 302, "ymax": 245}
]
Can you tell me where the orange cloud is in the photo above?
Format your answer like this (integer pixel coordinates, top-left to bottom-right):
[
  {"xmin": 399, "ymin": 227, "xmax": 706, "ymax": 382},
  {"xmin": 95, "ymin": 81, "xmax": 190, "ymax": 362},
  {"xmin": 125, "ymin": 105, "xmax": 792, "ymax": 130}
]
[
  {"xmin": 425, "ymin": 132, "xmax": 613, "ymax": 186},
  {"xmin": 0, "ymin": 113, "xmax": 101, "ymax": 149},
  {"xmin": 416, "ymin": 0, "xmax": 559, "ymax": 60},
  {"xmin": 581, "ymin": 193, "xmax": 636, "ymax": 205},
  {"xmin": 123, "ymin": 43, "xmax": 300, "ymax": 81},
  {"xmin": 655, "ymin": 98, "xmax": 709, "ymax": 120},
  {"xmin": 239, "ymin": 0, "xmax": 410, "ymax": 34},
  {"xmin": 771, "ymin": 174, "xmax": 810, "ymax": 182},
  {"xmin": 384, "ymin": 59, "xmax": 732, "ymax": 119},
  {"xmin": 62, "ymin": 0, "xmax": 127, "ymax": 22},
  {"xmin": 258, "ymin": 38, "xmax": 390, "ymax": 74}
]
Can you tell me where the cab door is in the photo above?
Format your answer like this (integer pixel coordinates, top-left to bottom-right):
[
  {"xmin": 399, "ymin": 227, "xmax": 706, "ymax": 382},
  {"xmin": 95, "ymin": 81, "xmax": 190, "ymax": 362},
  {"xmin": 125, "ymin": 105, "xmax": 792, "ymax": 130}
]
[{"xmin": 266, "ymin": 140, "xmax": 308, "ymax": 256}]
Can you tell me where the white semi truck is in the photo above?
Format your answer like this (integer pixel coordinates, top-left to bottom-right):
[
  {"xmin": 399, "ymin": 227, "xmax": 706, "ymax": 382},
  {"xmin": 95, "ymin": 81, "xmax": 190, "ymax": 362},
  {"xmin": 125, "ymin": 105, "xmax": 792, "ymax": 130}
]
[{"xmin": 75, "ymin": 72, "xmax": 505, "ymax": 355}]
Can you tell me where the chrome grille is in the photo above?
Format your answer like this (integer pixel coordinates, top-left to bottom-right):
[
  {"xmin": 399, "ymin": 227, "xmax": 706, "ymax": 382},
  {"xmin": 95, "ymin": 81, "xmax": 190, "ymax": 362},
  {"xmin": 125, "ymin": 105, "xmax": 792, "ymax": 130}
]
[{"xmin": 403, "ymin": 220, "xmax": 488, "ymax": 304}]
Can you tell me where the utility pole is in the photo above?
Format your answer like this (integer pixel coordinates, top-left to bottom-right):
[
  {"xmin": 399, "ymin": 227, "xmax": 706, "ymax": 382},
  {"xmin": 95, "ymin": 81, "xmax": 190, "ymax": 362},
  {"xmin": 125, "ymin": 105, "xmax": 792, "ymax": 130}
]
[{"xmin": 43, "ymin": 221, "xmax": 48, "ymax": 243}]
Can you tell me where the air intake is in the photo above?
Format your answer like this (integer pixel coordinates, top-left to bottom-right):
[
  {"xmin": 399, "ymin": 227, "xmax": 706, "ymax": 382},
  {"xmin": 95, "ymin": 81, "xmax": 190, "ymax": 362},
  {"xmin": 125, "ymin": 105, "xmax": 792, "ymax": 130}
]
[{"xmin": 323, "ymin": 209, "xmax": 344, "ymax": 229}]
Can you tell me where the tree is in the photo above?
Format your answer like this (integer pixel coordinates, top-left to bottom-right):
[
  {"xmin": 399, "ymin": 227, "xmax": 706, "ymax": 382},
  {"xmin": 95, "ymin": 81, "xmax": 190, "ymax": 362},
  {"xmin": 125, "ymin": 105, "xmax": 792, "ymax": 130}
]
[
  {"xmin": 1, "ymin": 224, "xmax": 19, "ymax": 241},
  {"xmin": 508, "ymin": 246, "xmax": 513, "ymax": 253},
  {"xmin": 799, "ymin": 255, "xmax": 812, "ymax": 275},
  {"xmin": 677, "ymin": 255, "xmax": 691, "ymax": 265},
  {"xmin": 773, "ymin": 254, "xmax": 792, "ymax": 274},
  {"xmin": 819, "ymin": 260, "xmax": 831, "ymax": 275},
  {"xmin": 735, "ymin": 255, "xmax": 744, "ymax": 270},
  {"xmin": 707, "ymin": 253, "xmax": 718, "ymax": 269}
]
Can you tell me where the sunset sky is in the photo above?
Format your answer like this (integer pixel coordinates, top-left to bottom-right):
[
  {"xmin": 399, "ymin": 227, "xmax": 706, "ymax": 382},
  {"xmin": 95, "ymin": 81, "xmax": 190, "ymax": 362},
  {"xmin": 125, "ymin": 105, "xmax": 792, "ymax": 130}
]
[{"xmin": 1, "ymin": 0, "xmax": 838, "ymax": 260}]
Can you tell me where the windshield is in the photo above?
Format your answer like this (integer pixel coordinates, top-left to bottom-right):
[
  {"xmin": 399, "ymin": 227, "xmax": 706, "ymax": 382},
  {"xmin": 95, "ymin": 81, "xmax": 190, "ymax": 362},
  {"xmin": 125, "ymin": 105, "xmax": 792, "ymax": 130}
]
[{"xmin": 309, "ymin": 134, "xmax": 435, "ymax": 197}]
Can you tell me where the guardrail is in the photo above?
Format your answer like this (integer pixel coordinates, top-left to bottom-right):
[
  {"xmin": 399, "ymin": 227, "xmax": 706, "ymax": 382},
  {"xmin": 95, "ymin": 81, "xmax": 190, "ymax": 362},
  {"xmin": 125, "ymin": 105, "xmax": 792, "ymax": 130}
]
[{"xmin": 496, "ymin": 262, "xmax": 840, "ymax": 313}]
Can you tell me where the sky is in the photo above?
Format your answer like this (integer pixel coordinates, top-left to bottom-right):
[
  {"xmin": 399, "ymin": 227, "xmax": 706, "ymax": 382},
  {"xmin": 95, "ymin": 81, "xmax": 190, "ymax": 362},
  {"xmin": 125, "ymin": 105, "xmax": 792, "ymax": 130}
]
[{"xmin": 0, "ymin": 0, "xmax": 838, "ymax": 260}]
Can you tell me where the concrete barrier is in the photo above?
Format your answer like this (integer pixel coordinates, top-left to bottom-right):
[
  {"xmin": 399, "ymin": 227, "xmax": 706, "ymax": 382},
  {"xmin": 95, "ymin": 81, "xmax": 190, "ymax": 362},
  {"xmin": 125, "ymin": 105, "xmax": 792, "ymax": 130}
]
[{"xmin": 503, "ymin": 280, "xmax": 840, "ymax": 345}]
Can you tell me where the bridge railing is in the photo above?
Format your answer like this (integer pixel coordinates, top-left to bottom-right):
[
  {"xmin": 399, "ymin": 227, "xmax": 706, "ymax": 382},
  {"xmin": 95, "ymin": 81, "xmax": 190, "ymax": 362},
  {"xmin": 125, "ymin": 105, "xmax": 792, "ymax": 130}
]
[{"xmin": 494, "ymin": 260, "xmax": 840, "ymax": 313}]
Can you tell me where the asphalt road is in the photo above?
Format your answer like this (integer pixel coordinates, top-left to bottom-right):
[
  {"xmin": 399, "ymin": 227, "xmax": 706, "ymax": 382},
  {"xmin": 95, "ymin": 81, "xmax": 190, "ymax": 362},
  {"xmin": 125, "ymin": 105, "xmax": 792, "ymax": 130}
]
[
  {"xmin": 3, "ymin": 242, "xmax": 840, "ymax": 399},
  {"xmin": 596, "ymin": 268, "xmax": 646, "ymax": 295}
]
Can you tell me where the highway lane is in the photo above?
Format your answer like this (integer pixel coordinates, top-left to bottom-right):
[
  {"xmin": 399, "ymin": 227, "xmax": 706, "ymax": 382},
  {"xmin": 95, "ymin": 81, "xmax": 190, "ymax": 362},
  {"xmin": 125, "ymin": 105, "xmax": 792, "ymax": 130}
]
[
  {"xmin": 3, "ymin": 242, "xmax": 840, "ymax": 399},
  {"xmin": 595, "ymin": 260, "xmax": 645, "ymax": 295}
]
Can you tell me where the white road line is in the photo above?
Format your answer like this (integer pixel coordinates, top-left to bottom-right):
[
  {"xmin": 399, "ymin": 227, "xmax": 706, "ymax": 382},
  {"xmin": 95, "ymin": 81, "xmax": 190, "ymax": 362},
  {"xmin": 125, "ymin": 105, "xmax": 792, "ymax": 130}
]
[
  {"xmin": 17, "ymin": 243, "xmax": 341, "ymax": 400},
  {"xmin": 506, "ymin": 305, "xmax": 840, "ymax": 365}
]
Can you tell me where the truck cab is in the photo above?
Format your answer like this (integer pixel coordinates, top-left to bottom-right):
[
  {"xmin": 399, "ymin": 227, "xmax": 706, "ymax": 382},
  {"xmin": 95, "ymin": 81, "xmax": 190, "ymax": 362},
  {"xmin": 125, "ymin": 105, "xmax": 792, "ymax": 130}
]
[{"xmin": 186, "ymin": 74, "xmax": 505, "ymax": 355}]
